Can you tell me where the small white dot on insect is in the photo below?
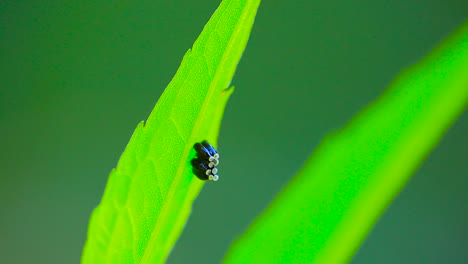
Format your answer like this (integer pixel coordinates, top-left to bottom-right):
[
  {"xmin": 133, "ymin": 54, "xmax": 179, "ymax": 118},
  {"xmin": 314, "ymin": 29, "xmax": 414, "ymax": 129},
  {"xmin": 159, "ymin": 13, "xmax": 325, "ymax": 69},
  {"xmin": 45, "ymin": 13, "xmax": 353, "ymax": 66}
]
[
  {"xmin": 211, "ymin": 175, "xmax": 219, "ymax": 181},
  {"xmin": 208, "ymin": 162, "xmax": 215, "ymax": 168},
  {"xmin": 211, "ymin": 167, "xmax": 218, "ymax": 174},
  {"xmin": 205, "ymin": 169, "xmax": 211, "ymax": 176},
  {"xmin": 214, "ymin": 153, "xmax": 219, "ymax": 160}
]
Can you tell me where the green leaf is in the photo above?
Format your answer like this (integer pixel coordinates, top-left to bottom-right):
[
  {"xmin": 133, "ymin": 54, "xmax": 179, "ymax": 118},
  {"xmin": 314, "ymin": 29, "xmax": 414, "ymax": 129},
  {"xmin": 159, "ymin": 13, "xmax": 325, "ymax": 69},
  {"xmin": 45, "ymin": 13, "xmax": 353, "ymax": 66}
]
[
  {"xmin": 81, "ymin": 0, "xmax": 261, "ymax": 263},
  {"xmin": 224, "ymin": 22, "xmax": 468, "ymax": 263}
]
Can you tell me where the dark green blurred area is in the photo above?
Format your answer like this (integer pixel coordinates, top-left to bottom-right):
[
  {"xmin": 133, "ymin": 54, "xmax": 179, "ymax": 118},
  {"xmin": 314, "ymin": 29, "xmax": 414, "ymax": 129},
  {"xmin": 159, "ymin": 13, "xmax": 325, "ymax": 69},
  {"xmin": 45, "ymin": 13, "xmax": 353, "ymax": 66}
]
[{"xmin": 1, "ymin": 0, "xmax": 467, "ymax": 263}]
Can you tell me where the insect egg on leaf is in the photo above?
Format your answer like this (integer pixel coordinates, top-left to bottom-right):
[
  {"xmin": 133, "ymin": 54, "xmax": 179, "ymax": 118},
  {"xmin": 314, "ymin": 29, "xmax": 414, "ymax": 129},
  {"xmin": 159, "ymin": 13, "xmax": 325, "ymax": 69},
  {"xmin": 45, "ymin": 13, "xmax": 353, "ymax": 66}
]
[{"xmin": 192, "ymin": 140, "xmax": 220, "ymax": 181}]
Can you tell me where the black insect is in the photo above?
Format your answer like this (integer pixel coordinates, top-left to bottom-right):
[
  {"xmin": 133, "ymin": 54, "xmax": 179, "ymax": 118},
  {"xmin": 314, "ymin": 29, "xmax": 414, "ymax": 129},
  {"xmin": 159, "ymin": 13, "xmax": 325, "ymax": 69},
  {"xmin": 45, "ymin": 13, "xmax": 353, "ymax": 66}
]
[
  {"xmin": 194, "ymin": 141, "xmax": 219, "ymax": 162},
  {"xmin": 192, "ymin": 140, "xmax": 220, "ymax": 181},
  {"xmin": 191, "ymin": 158, "xmax": 219, "ymax": 181}
]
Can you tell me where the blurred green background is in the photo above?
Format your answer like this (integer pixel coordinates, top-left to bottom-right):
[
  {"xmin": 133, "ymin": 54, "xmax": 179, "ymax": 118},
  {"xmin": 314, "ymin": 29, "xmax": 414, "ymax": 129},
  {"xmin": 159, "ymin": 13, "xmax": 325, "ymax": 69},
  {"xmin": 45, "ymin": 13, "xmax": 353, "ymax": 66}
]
[{"xmin": 1, "ymin": 0, "xmax": 467, "ymax": 263}]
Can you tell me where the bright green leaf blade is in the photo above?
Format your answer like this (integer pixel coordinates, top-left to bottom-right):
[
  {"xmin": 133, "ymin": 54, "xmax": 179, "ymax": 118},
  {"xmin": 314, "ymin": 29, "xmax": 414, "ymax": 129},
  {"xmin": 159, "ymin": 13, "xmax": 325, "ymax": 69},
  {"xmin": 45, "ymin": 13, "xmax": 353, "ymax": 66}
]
[
  {"xmin": 224, "ymin": 21, "xmax": 468, "ymax": 263},
  {"xmin": 81, "ymin": 0, "xmax": 261, "ymax": 263}
]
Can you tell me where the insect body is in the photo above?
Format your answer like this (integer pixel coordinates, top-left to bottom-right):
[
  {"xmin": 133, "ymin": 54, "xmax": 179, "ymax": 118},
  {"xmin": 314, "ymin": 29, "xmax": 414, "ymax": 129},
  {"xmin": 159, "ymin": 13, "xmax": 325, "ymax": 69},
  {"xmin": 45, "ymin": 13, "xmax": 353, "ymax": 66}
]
[
  {"xmin": 191, "ymin": 158, "xmax": 219, "ymax": 181},
  {"xmin": 192, "ymin": 140, "xmax": 220, "ymax": 181},
  {"xmin": 194, "ymin": 141, "xmax": 220, "ymax": 162}
]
